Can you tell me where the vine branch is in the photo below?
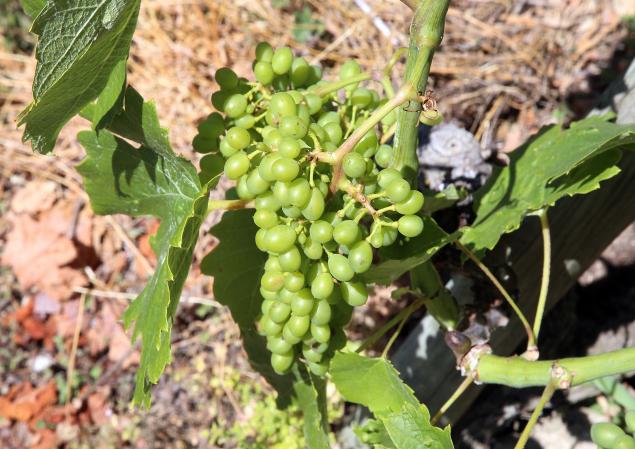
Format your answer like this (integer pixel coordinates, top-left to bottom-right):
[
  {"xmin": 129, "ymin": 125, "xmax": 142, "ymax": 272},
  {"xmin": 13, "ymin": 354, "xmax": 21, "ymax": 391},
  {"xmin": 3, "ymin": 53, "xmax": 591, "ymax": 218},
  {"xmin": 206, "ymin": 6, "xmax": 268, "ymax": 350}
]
[{"xmin": 532, "ymin": 208, "xmax": 551, "ymax": 342}]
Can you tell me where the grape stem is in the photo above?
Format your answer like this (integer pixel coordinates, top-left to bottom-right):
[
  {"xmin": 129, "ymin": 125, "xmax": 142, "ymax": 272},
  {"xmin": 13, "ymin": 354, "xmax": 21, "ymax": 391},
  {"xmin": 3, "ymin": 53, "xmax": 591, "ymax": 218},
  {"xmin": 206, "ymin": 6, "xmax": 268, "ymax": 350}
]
[
  {"xmin": 431, "ymin": 373, "xmax": 475, "ymax": 425},
  {"xmin": 532, "ymin": 208, "xmax": 551, "ymax": 343},
  {"xmin": 311, "ymin": 72, "xmax": 373, "ymax": 97}
]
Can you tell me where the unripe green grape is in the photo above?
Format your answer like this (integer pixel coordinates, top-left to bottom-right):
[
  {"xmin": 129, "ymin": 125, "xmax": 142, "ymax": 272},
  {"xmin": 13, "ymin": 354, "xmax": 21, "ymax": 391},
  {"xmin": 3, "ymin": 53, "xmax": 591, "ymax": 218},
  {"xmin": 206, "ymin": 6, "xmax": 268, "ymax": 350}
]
[
  {"xmin": 254, "ymin": 60, "xmax": 275, "ymax": 85},
  {"xmin": 255, "ymin": 42, "xmax": 274, "ymax": 62},
  {"xmin": 215, "ymin": 67, "xmax": 239, "ymax": 90},
  {"xmin": 591, "ymin": 423, "xmax": 625, "ymax": 448},
  {"xmin": 297, "ymin": 103, "xmax": 311, "ymax": 125},
  {"xmin": 282, "ymin": 323, "xmax": 302, "ymax": 344},
  {"xmin": 226, "ymin": 126, "xmax": 251, "ymax": 150},
  {"xmin": 224, "ymin": 152, "xmax": 250, "ymax": 180},
  {"xmin": 398, "ymin": 215, "xmax": 424, "ymax": 237},
  {"xmin": 343, "ymin": 152, "xmax": 367, "ymax": 179},
  {"xmin": 311, "ymin": 272, "xmax": 334, "ymax": 299},
  {"xmin": 235, "ymin": 114, "xmax": 256, "ymax": 129},
  {"xmin": 264, "ymin": 128, "xmax": 283, "ymax": 148},
  {"xmin": 264, "ymin": 256, "xmax": 282, "ymax": 272},
  {"xmin": 291, "ymin": 57, "xmax": 310, "ymax": 87},
  {"xmin": 396, "ymin": 190, "xmax": 424, "ymax": 215},
  {"xmin": 310, "ymin": 323, "xmax": 331, "ymax": 343},
  {"xmin": 328, "ymin": 254, "xmax": 354, "ymax": 282},
  {"xmin": 246, "ymin": 169, "xmax": 270, "ymax": 196},
  {"xmin": 270, "ymin": 92, "xmax": 297, "ymax": 118},
  {"xmin": 386, "ymin": 178, "xmax": 411, "ymax": 203},
  {"xmin": 278, "ymin": 288, "xmax": 294, "ymax": 305},
  {"xmin": 260, "ymin": 287, "xmax": 278, "ymax": 302},
  {"xmin": 254, "ymin": 195, "xmax": 280, "ymax": 215},
  {"xmin": 322, "ymin": 121, "xmax": 343, "ymax": 145},
  {"xmin": 349, "ymin": 241, "xmax": 373, "ymax": 273},
  {"xmin": 272, "ymin": 47, "xmax": 293, "ymax": 74},
  {"xmin": 377, "ymin": 168, "xmax": 402, "ymax": 189},
  {"xmin": 286, "ymin": 90, "xmax": 304, "ymax": 104},
  {"xmin": 307, "ymin": 360, "xmax": 329, "ymax": 376},
  {"xmin": 340, "ymin": 281, "xmax": 368, "ymax": 306},
  {"xmin": 273, "ymin": 181, "xmax": 292, "ymax": 206},
  {"xmin": 302, "ymin": 237, "xmax": 323, "ymax": 260},
  {"xmin": 351, "ymin": 87, "xmax": 372, "ymax": 107},
  {"xmin": 317, "ymin": 111, "xmax": 340, "ymax": 127},
  {"xmin": 306, "ymin": 64, "xmax": 323, "ymax": 85},
  {"xmin": 288, "ymin": 314, "xmax": 311, "ymax": 338},
  {"xmin": 223, "ymin": 94, "xmax": 247, "ymax": 118},
  {"xmin": 302, "ymin": 346, "xmax": 323, "ymax": 364},
  {"xmin": 253, "ymin": 209, "xmax": 278, "ymax": 229},
  {"xmin": 309, "ymin": 220, "xmax": 333, "ymax": 244},
  {"xmin": 302, "ymin": 188, "xmax": 326, "ymax": 220},
  {"xmin": 266, "ymin": 224, "xmax": 297, "ymax": 254},
  {"xmin": 291, "ymin": 289, "xmax": 315, "ymax": 316},
  {"xmin": 315, "ymin": 180, "xmax": 329, "ymax": 198},
  {"xmin": 339, "ymin": 59, "xmax": 361, "ymax": 81},
  {"xmin": 614, "ymin": 436, "xmax": 635, "ymax": 449},
  {"xmin": 279, "ymin": 247, "xmax": 302, "ymax": 272},
  {"xmin": 333, "ymin": 220, "xmax": 362, "ymax": 246},
  {"xmin": 272, "ymin": 157, "xmax": 300, "ymax": 182},
  {"xmin": 211, "ymin": 90, "xmax": 230, "ymax": 112},
  {"xmin": 236, "ymin": 175, "xmax": 255, "ymax": 200},
  {"xmin": 626, "ymin": 411, "xmax": 635, "ymax": 433},
  {"xmin": 269, "ymin": 302, "xmax": 291, "ymax": 323},
  {"xmin": 311, "ymin": 300, "xmax": 331, "ymax": 325},
  {"xmin": 279, "ymin": 138, "xmax": 302, "ymax": 158},
  {"xmin": 261, "ymin": 271, "xmax": 285, "ymax": 291},
  {"xmin": 271, "ymin": 351, "xmax": 294, "ymax": 374},
  {"xmin": 353, "ymin": 130, "xmax": 379, "ymax": 157},
  {"xmin": 382, "ymin": 222, "xmax": 399, "ymax": 246},
  {"xmin": 420, "ymin": 108, "xmax": 444, "ymax": 126},
  {"xmin": 267, "ymin": 336, "xmax": 293, "ymax": 355},
  {"xmin": 288, "ymin": 178, "xmax": 311, "ymax": 208},
  {"xmin": 261, "ymin": 316, "xmax": 283, "ymax": 336},
  {"xmin": 304, "ymin": 93, "xmax": 323, "ymax": 115},
  {"xmin": 282, "ymin": 205, "xmax": 302, "ymax": 219},
  {"xmin": 219, "ymin": 138, "xmax": 238, "ymax": 158},
  {"xmin": 284, "ymin": 271, "xmax": 305, "ymax": 292},
  {"xmin": 279, "ymin": 116, "xmax": 308, "ymax": 139},
  {"xmin": 375, "ymin": 144, "xmax": 392, "ymax": 168}
]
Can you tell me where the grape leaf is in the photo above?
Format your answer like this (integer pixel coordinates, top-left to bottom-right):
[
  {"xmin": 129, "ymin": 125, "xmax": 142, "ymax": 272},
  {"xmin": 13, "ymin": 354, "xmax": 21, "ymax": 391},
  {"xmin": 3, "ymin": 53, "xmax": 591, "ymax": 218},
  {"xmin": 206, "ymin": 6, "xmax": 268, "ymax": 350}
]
[
  {"xmin": 332, "ymin": 352, "xmax": 453, "ymax": 449},
  {"xmin": 361, "ymin": 216, "xmax": 458, "ymax": 285},
  {"xmin": 76, "ymin": 97, "xmax": 214, "ymax": 407},
  {"xmin": 200, "ymin": 209, "xmax": 294, "ymax": 404},
  {"xmin": 293, "ymin": 368, "xmax": 331, "ymax": 449},
  {"xmin": 20, "ymin": 0, "xmax": 45, "ymax": 18},
  {"xmin": 19, "ymin": 0, "xmax": 140, "ymax": 154},
  {"xmin": 91, "ymin": 59, "xmax": 127, "ymax": 130},
  {"xmin": 460, "ymin": 117, "xmax": 635, "ymax": 254}
]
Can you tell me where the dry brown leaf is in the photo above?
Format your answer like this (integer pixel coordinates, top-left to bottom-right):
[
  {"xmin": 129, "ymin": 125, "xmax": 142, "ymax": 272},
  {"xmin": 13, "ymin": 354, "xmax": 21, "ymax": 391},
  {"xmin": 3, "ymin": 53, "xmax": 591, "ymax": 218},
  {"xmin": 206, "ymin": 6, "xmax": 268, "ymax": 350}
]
[{"xmin": 10, "ymin": 181, "xmax": 57, "ymax": 215}]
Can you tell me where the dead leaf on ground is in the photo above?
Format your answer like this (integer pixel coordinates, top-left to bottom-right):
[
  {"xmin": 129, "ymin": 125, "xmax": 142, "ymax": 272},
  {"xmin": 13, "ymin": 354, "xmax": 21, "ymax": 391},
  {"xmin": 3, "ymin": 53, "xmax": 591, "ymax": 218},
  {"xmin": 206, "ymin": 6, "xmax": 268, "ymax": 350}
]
[
  {"xmin": 0, "ymin": 382, "xmax": 57, "ymax": 423},
  {"xmin": 10, "ymin": 181, "xmax": 57, "ymax": 215}
]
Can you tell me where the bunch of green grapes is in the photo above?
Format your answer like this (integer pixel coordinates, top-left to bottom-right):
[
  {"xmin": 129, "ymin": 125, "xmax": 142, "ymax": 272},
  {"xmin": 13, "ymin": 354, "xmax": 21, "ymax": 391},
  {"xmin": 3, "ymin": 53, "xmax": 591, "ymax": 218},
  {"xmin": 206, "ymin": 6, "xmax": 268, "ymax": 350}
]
[
  {"xmin": 591, "ymin": 413, "xmax": 635, "ymax": 449},
  {"xmin": 195, "ymin": 43, "xmax": 425, "ymax": 376}
]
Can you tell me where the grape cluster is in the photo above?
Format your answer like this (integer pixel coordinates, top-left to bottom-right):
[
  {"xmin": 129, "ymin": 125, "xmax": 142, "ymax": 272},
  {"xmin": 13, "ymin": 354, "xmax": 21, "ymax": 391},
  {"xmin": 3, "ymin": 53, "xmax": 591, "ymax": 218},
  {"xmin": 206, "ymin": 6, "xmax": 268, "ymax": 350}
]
[
  {"xmin": 196, "ymin": 43, "xmax": 425, "ymax": 376},
  {"xmin": 591, "ymin": 416, "xmax": 635, "ymax": 449}
]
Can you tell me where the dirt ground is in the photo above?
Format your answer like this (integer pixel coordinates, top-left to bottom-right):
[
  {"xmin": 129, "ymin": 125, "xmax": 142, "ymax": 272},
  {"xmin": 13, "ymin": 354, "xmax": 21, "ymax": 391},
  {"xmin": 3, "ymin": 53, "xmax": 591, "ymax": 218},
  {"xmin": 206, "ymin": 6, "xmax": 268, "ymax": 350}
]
[{"xmin": 1, "ymin": 0, "xmax": 635, "ymax": 448}]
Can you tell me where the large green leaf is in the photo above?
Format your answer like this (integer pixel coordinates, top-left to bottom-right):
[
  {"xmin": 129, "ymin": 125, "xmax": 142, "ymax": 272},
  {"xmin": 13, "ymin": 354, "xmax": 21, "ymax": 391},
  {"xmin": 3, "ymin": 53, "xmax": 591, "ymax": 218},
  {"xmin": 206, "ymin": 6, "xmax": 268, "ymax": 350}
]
[
  {"xmin": 362, "ymin": 216, "xmax": 457, "ymax": 285},
  {"xmin": 331, "ymin": 352, "xmax": 453, "ymax": 449},
  {"xmin": 200, "ymin": 209, "xmax": 294, "ymax": 403},
  {"xmin": 460, "ymin": 117, "xmax": 635, "ymax": 254},
  {"xmin": 293, "ymin": 368, "xmax": 331, "ymax": 449},
  {"xmin": 19, "ymin": 0, "xmax": 140, "ymax": 154},
  {"xmin": 76, "ymin": 96, "xmax": 214, "ymax": 407},
  {"xmin": 20, "ymin": 0, "xmax": 45, "ymax": 18}
]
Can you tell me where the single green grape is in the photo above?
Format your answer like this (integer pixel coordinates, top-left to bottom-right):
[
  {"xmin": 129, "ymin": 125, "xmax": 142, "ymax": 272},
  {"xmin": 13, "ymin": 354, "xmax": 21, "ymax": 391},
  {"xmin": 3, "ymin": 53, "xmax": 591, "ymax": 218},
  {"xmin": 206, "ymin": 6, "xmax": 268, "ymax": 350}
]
[
  {"xmin": 291, "ymin": 57, "xmax": 310, "ymax": 87},
  {"xmin": 272, "ymin": 47, "xmax": 294, "ymax": 75},
  {"xmin": 278, "ymin": 288, "xmax": 294, "ymax": 305},
  {"xmin": 282, "ymin": 323, "xmax": 302, "ymax": 344},
  {"xmin": 351, "ymin": 87, "xmax": 372, "ymax": 108},
  {"xmin": 215, "ymin": 67, "xmax": 239, "ymax": 90},
  {"xmin": 264, "ymin": 128, "xmax": 283, "ymax": 148},
  {"xmin": 310, "ymin": 220, "xmax": 333, "ymax": 244},
  {"xmin": 269, "ymin": 302, "xmax": 291, "ymax": 323},
  {"xmin": 288, "ymin": 178, "xmax": 311, "ymax": 208},
  {"xmin": 267, "ymin": 336, "xmax": 293, "ymax": 355},
  {"xmin": 323, "ymin": 122, "xmax": 343, "ymax": 145},
  {"xmin": 626, "ymin": 411, "xmax": 635, "ymax": 434},
  {"xmin": 343, "ymin": 152, "xmax": 367, "ymax": 179},
  {"xmin": 261, "ymin": 271, "xmax": 285, "ymax": 292},
  {"xmin": 257, "ymin": 153, "xmax": 281, "ymax": 182},
  {"xmin": 353, "ymin": 130, "xmax": 378, "ymax": 157},
  {"xmin": 261, "ymin": 298, "xmax": 274, "ymax": 315},
  {"xmin": 235, "ymin": 114, "xmax": 256, "ymax": 129},
  {"xmin": 261, "ymin": 316, "xmax": 283, "ymax": 337},
  {"xmin": 255, "ymin": 228, "xmax": 269, "ymax": 251},
  {"xmin": 272, "ymin": 157, "xmax": 300, "ymax": 182},
  {"xmin": 340, "ymin": 280, "xmax": 368, "ymax": 306},
  {"xmin": 246, "ymin": 169, "xmax": 271, "ymax": 196},
  {"xmin": 279, "ymin": 247, "xmax": 302, "ymax": 272},
  {"xmin": 270, "ymin": 92, "xmax": 297, "ymax": 118},
  {"xmin": 333, "ymin": 220, "xmax": 362, "ymax": 246},
  {"xmin": 255, "ymin": 195, "xmax": 280, "ymax": 215},
  {"xmin": 279, "ymin": 137, "xmax": 302, "ymax": 158},
  {"xmin": 273, "ymin": 181, "xmax": 292, "ymax": 206},
  {"xmin": 223, "ymin": 93, "xmax": 247, "ymax": 118},
  {"xmin": 282, "ymin": 205, "xmax": 302, "ymax": 219},
  {"xmin": 284, "ymin": 271, "xmax": 305, "ymax": 292},
  {"xmin": 302, "ymin": 238, "xmax": 323, "ymax": 260},
  {"xmin": 339, "ymin": 59, "xmax": 361, "ymax": 81},
  {"xmin": 395, "ymin": 190, "xmax": 424, "ymax": 215},
  {"xmin": 311, "ymin": 300, "xmax": 331, "ymax": 325},
  {"xmin": 271, "ymin": 351, "xmax": 294, "ymax": 374},
  {"xmin": 211, "ymin": 90, "xmax": 230, "ymax": 112},
  {"xmin": 310, "ymin": 323, "xmax": 331, "ymax": 344},
  {"xmin": 290, "ymin": 289, "xmax": 314, "ymax": 316},
  {"xmin": 328, "ymin": 253, "xmax": 354, "ymax": 282},
  {"xmin": 302, "ymin": 188, "xmax": 326, "ymax": 221},
  {"xmin": 253, "ymin": 209, "xmax": 278, "ymax": 229},
  {"xmin": 317, "ymin": 111, "xmax": 340, "ymax": 127},
  {"xmin": 254, "ymin": 61, "xmax": 275, "ymax": 85},
  {"xmin": 266, "ymin": 224, "xmax": 297, "ymax": 254},
  {"xmin": 348, "ymin": 240, "xmax": 373, "ymax": 273},
  {"xmin": 614, "ymin": 435, "xmax": 635, "ymax": 449},
  {"xmin": 224, "ymin": 152, "xmax": 250, "ymax": 180},
  {"xmin": 311, "ymin": 272, "xmax": 334, "ymax": 299},
  {"xmin": 225, "ymin": 126, "xmax": 251, "ymax": 150},
  {"xmin": 264, "ymin": 256, "xmax": 282, "ymax": 272},
  {"xmin": 255, "ymin": 42, "xmax": 274, "ymax": 62},
  {"xmin": 591, "ymin": 423, "xmax": 625, "ymax": 448},
  {"xmin": 385, "ymin": 178, "xmax": 411, "ymax": 203},
  {"xmin": 279, "ymin": 115, "xmax": 308, "ymax": 139},
  {"xmin": 304, "ymin": 93, "xmax": 323, "ymax": 115},
  {"xmin": 288, "ymin": 314, "xmax": 311, "ymax": 338},
  {"xmin": 374, "ymin": 144, "xmax": 392, "ymax": 168},
  {"xmin": 398, "ymin": 215, "xmax": 424, "ymax": 237},
  {"xmin": 377, "ymin": 168, "xmax": 401, "ymax": 189},
  {"xmin": 302, "ymin": 346, "xmax": 323, "ymax": 364},
  {"xmin": 307, "ymin": 64, "xmax": 323, "ymax": 85}
]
